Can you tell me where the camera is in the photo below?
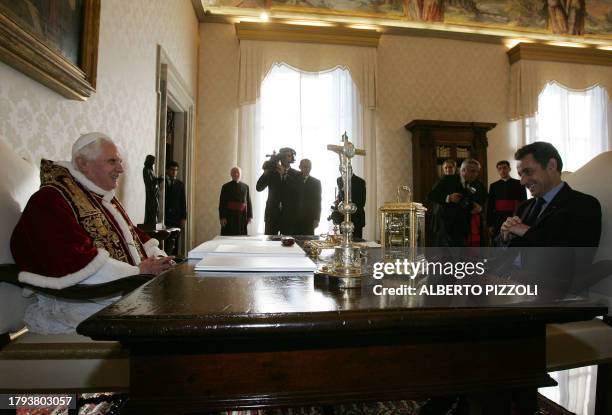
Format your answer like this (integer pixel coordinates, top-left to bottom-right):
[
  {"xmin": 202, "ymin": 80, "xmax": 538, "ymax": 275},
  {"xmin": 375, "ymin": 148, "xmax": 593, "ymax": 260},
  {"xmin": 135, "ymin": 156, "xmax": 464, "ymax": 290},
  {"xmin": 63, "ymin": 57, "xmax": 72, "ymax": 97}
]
[
  {"xmin": 262, "ymin": 147, "xmax": 296, "ymax": 171},
  {"xmin": 327, "ymin": 200, "xmax": 343, "ymax": 225},
  {"xmin": 459, "ymin": 184, "xmax": 477, "ymax": 210}
]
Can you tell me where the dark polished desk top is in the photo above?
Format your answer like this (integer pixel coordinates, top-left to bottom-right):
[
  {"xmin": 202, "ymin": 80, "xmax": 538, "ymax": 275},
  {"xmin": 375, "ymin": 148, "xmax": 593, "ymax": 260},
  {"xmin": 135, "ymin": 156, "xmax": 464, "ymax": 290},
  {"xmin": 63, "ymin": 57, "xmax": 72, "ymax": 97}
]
[{"xmin": 77, "ymin": 262, "xmax": 607, "ymax": 342}]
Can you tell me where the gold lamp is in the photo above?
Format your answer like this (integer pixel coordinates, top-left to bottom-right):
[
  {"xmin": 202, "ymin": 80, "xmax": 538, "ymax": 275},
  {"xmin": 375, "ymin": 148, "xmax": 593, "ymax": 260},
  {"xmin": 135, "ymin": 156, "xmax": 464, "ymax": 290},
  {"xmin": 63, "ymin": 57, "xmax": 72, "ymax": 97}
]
[{"xmin": 379, "ymin": 186, "xmax": 427, "ymax": 262}]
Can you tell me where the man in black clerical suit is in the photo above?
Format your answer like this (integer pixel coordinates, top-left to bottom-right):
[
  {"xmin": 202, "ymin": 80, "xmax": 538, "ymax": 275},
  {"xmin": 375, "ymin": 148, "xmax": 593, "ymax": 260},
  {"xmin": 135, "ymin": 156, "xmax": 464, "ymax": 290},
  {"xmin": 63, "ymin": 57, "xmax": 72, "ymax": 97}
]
[
  {"xmin": 164, "ymin": 161, "xmax": 187, "ymax": 255},
  {"xmin": 219, "ymin": 166, "xmax": 252, "ymax": 236},
  {"xmin": 296, "ymin": 159, "xmax": 321, "ymax": 235},
  {"xmin": 499, "ymin": 142, "xmax": 601, "ymax": 292},
  {"xmin": 337, "ymin": 173, "xmax": 366, "ymax": 239},
  {"xmin": 256, "ymin": 147, "xmax": 300, "ymax": 235},
  {"xmin": 428, "ymin": 158, "xmax": 487, "ymax": 247},
  {"xmin": 487, "ymin": 160, "xmax": 527, "ymax": 240}
]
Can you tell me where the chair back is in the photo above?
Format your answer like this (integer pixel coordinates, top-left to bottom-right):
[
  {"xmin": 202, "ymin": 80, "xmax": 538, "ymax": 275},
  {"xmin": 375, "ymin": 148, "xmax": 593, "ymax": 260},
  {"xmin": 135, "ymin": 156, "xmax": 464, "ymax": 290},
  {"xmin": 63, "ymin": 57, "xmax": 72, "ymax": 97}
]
[
  {"xmin": 563, "ymin": 151, "xmax": 612, "ymax": 302},
  {"xmin": 0, "ymin": 139, "xmax": 39, "ymax": 334}
]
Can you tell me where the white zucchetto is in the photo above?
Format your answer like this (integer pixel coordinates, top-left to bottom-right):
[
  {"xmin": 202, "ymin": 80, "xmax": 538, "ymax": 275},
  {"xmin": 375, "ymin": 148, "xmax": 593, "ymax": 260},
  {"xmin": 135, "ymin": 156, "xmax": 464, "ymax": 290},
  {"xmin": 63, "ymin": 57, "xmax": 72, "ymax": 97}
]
[{"xmin": 72, "ymin": 132, "xmax": 111, "ymax": 158}]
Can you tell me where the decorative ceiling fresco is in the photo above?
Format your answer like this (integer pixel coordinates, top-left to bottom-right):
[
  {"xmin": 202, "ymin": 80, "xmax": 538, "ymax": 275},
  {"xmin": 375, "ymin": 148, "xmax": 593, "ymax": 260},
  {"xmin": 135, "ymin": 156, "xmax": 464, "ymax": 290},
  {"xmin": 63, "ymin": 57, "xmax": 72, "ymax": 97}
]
[{"xmin": 201, "ymin": 0, "xmax": 612, "ymax": 39}]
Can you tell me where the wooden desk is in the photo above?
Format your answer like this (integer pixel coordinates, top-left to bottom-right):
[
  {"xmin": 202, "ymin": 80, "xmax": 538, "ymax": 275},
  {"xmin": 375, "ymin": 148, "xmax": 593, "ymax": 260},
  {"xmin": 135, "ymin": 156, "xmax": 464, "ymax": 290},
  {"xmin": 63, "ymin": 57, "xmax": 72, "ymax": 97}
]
[{"xmin": 77, "ymin": 262, "xmax": 606, "ymax": 414}]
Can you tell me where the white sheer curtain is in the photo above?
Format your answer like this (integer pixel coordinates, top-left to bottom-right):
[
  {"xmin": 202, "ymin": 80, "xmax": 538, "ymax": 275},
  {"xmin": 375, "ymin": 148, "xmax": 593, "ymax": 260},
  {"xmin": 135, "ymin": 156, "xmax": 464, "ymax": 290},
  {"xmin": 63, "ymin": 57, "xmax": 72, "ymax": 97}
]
[
  {"xmin": 237, "ymin": 40, "xmax": 377, "ymax": 239},
  {"xmin": 525, "ymin": 82, "xmax": 611, "ymax": 172},
  {"xmin": 244, "ymin": 63, "xmax": 363, "ymax": 235},
  {"xmin": 539, "ymin": 366, "xmax": 597, "ymax": 415}
]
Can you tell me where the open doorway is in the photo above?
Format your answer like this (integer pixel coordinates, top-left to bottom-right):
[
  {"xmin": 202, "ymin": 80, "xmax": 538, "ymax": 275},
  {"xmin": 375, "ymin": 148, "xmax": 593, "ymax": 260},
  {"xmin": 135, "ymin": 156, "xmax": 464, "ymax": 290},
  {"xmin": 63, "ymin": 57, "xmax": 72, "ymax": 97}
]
[{"xmin": 155, "ymin": 45, "xmax": 195, "ymax": 256}]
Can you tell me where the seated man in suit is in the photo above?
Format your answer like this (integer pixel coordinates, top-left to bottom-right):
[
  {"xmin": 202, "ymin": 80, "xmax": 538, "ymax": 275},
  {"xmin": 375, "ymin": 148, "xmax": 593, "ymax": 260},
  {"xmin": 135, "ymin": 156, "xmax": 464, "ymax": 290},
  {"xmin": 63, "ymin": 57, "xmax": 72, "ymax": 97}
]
[
  {"xmin": 498, "ymin": 141, "xmax": 601, "ymax": 297},
  {"xmin": 10, "ymin": 132, "xmax": 175, "ymax": 333},
  {"xmin": 296, "ymin": 159, "xmax": 321, "ymax": 235},
  {"xmin": 428, "ymin": 158, "xmax": 487, "ymax": 247}
]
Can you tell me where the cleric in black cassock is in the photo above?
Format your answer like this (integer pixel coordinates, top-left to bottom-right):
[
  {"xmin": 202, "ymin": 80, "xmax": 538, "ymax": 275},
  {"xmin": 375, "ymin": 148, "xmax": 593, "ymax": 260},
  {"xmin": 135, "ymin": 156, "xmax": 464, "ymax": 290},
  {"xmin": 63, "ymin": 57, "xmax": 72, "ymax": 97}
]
[
  {"xmin": 487, "ymin": 160, "xmax": 527, "ymax": 238},
  {"xmin": 219, "ymin": 167, "xmax": 252, "ymax": 235}
]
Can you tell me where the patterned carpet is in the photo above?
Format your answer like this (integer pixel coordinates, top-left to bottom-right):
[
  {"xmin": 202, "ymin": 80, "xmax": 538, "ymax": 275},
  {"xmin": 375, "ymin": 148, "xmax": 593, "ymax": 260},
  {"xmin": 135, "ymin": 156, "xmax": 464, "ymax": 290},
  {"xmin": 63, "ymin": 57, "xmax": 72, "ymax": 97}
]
[{"xmin": 13, "ymin": 393, "xmax": 573, "ymax": 415}]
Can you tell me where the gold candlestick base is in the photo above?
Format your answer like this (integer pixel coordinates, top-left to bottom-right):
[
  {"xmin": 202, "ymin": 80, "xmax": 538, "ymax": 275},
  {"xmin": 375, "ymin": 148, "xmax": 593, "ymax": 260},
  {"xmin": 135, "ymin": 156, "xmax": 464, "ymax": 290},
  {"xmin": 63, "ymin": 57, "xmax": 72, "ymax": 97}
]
[{"xmin": 314, "ymin": 245, "xmax": 366, "ymax": 288}]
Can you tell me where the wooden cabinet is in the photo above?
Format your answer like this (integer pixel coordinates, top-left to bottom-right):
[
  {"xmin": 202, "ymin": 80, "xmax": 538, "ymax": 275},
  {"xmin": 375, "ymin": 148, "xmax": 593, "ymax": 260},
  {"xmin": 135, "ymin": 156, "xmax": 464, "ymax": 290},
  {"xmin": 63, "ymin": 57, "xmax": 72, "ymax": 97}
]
[{"xmin": 405, "ymin": 120, "xmax": 496, "ymax": 204}]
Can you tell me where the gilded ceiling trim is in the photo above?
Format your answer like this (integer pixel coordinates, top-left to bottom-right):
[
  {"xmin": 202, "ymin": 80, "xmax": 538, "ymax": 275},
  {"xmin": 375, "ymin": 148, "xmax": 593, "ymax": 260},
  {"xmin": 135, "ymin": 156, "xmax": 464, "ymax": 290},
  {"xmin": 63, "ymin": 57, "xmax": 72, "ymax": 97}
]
[
  {"xmin": 507, "ymin": 43, "xmax": 612, "ymax": 67},
  {"xmin": 235, "ymin": 22, "xmax": 380, "ymax": 48}
]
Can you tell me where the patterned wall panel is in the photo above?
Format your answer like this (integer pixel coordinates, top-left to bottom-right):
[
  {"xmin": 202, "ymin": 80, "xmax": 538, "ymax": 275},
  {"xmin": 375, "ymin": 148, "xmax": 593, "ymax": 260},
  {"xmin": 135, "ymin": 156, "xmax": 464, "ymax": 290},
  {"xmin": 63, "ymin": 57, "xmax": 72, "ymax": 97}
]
[
  {"xmin": 376, "ymin": 34, "xmax": 512, "ymax": 205},
  {"xmin": 195, "ymin": 24, "xmax": 516, "ymax": 243},
  {"xmin": 0, "ymin": 0, "xmax": 198, "ymax": 223},
  {"xmin": 196, "ymin": 24, "xmax": 240, "ymax": 244}
]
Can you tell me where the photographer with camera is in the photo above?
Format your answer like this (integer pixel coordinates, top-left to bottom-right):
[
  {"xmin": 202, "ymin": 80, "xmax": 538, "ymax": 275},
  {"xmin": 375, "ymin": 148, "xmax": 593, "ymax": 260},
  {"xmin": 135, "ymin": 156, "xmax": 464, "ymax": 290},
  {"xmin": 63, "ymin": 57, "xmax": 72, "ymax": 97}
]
[
  {"xmin": 256, "ymin": 147, "xmax": 301, "ymax": 235},
  {"xmin": 428, "ymin": 158, "xmax": 487, "ymax": 247}
]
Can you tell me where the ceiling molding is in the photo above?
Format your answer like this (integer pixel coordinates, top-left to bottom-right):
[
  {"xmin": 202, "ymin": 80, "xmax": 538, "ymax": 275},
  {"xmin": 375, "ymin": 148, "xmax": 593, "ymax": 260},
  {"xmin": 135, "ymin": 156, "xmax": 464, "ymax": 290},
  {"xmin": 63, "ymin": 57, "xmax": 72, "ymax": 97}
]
[
  {"xmin": 194, "ymin": 1, "xmax": 612, "ymax": 49},
  {"xmin": 235, "ymin": 22, "xmax": 380, "ymax": 48},
  {"xmin": 191, "ymin": 0, "xmax": 206, "ymax": 21},
  {"xmin": 507, "ymin": 43, "xmax": 612, "ymax": 67}
]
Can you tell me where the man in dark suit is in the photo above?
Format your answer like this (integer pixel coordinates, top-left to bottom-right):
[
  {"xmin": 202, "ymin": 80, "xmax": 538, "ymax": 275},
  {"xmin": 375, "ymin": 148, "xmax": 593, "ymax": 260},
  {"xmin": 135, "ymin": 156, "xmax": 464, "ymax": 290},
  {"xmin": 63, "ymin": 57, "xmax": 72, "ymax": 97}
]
[
  {"xmin": 428, "ymin": 158, "xmax": 487, "ymax": 247},
  {"xmin": 256, "ymin": 148, "xmax": 301, "ymax": 235},
  {"xmin": 337, "ymin": 173, "xmax": 366, "ymax": 239},
  {"xmin": 219, "ymin": 166, "xmax": 252, "ymax": 236},
  {"xmin": 487, "ymin": 160, "xmax": 527, "ymax": 240},
  {"xmin": 164, "ymin": 161, "xmax": 187, "ymax": 255},
  {"xmin": 296, "ymin": 159, "xmax": 321, "ymax": 235},
  {"xmin": 499, "ymin": 142, "xmax": 601, "ymax": 292}
]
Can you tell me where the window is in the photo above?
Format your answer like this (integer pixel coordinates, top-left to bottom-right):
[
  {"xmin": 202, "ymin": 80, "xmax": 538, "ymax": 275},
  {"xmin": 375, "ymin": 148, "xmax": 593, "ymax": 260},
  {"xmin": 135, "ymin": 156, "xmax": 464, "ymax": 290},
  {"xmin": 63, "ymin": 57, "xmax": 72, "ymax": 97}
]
[
  {"xmin": 255, "ymin": 63, "xmax": 363, "ymax": 234},
  {"xmin": 524, "ymin": 82, "xmax": 610, "ymax": 172}
]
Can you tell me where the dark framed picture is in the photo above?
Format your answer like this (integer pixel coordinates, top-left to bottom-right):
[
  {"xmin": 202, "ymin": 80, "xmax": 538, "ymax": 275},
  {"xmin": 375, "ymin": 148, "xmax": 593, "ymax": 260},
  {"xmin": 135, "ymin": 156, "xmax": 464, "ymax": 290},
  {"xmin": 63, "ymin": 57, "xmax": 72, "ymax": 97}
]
[{"xmin": 0, "ymin": 0, "xmax": 100, "ymax": 100}]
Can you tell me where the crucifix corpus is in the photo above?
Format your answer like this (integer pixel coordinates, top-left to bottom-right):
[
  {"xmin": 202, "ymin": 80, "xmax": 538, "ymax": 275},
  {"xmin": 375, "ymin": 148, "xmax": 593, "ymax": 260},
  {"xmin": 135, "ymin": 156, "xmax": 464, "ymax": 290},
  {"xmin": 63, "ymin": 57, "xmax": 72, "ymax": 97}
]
[{"xmin": 316, "ymin": 132, "xmax": 366, "ymax": 288}]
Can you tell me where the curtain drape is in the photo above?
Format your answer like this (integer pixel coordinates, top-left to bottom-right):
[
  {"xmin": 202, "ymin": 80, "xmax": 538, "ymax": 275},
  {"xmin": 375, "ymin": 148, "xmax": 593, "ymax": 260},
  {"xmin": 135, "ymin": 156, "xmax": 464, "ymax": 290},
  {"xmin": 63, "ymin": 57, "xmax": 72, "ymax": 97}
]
[
  {"xmin": 524, "ymin": 82, "xmax": 610, "ymax": 172},
  {"xmin": 238, "ymin": 40, "xmax": 377, "ymax": 109},
  {"xmin": 237, "ymin": 40, "xmax": 378, "ymax": 239},
  {"xmin": 509, "ymin": 59, "xmax": 612, "ymax": 120}
]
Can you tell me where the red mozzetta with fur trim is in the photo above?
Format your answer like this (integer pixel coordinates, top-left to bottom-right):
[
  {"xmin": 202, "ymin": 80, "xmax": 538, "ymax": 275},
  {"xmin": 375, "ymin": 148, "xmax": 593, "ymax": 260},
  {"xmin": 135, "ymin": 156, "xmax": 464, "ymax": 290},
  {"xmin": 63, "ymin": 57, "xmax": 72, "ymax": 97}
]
[{"xmin": 11, "ymin": 187, "xmax": 150, "ymax": 282}]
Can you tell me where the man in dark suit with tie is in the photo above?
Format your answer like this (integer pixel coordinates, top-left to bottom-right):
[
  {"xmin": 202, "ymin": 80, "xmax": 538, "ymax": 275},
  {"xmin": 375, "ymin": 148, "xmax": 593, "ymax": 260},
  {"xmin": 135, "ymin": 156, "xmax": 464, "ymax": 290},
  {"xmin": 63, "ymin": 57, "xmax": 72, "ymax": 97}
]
[
  {"xmin": 256, "ymin": 147, "xmax": 300, "ymax": 235},
  {"xmin": 428, "ymin": 158, "xmax": 487, "ymax": 247},
  {"xmin": 164, "ymin": 161, "xmax": 187, "ymax": 255},
  {"xmin": 296, "ymin": 159, "xmax": 321, "ymax": 235},
  {"xmin": 499, "ymin": 141, "xmax": 601, "ymax": 296}
]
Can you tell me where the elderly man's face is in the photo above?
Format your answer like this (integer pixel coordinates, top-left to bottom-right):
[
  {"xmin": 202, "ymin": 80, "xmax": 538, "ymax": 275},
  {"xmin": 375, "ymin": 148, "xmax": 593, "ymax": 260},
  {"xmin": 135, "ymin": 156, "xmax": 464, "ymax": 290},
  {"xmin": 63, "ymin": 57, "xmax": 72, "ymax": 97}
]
[
  {"xmin": 79, "ymin": 141, "xmax": 124, "ymax": 191},
  {"xmin": 230, "ymin": 168, "xmax": 241, "ymax": 182},
  {"xmin": 460, "ymin": 164, "xmax": 480, "ymax": 183},
  {"xmin": 517, "ymin": 154, "xmax": 557, "ymax": 197},
  {"xmin": 299, "ymin": 160, "xmax": 311, "ymax": 176}
]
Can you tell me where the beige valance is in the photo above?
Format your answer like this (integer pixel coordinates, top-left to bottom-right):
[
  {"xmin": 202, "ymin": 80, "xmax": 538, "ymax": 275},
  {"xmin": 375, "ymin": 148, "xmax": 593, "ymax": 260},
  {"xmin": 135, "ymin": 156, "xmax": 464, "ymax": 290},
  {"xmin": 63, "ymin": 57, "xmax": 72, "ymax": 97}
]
[
  {"xmin": 238, "ymin": 40, "xmax": 377, "ymax": 109},
  {"xmin": 509, "ymin": 59, "xmax": 612, "ymax": 120}
]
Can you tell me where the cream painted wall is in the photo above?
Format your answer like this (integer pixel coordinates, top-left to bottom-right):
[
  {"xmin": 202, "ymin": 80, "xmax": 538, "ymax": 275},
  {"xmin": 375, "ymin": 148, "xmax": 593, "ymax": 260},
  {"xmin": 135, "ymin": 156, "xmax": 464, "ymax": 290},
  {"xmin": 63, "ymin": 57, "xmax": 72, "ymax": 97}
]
[
  {"xmin": 196, "ymin": 24, "xmax": 239, "ymax": 244},
  {"xmin": 376, "ymin": 34, "xmax": 513, "ymax": 204},
  {"xmin": 195, "ymin": 23, "xmax": 518, "ymax": 243},
  {"xmin": 0, "ymin": 0, "xmax": 199, "ymax": 222}
]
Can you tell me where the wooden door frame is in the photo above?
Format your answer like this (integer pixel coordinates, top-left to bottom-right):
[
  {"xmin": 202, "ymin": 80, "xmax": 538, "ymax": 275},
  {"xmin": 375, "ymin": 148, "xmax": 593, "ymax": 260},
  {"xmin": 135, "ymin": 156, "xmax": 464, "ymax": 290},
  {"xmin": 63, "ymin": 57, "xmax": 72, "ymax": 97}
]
[{"xmin": 155, "ymin": 45, "xmax": 196, "ymax": 253}]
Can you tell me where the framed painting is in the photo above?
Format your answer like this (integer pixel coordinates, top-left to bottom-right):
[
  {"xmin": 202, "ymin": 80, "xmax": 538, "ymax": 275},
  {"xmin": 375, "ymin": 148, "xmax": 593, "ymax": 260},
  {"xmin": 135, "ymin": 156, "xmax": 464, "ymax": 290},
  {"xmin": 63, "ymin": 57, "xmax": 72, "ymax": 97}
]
[{"xmin": 0, "ymin": 0, "xmax": 100, "ymax": 100}]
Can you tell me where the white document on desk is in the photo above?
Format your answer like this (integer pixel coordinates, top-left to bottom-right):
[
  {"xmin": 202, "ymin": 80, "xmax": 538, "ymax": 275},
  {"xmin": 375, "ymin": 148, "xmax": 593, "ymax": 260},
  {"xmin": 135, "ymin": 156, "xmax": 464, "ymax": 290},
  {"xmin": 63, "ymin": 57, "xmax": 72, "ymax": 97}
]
[
  {"xmin": 209, "ymin": 243, "xmax": 305, "ymax": 256},
  {"xmin": 188, "ymin": 240, "xmax": 305, "ymax": 259},
  {"xmin": 194, "ymin": 255, "xmax": 317, "ymax": 272}
]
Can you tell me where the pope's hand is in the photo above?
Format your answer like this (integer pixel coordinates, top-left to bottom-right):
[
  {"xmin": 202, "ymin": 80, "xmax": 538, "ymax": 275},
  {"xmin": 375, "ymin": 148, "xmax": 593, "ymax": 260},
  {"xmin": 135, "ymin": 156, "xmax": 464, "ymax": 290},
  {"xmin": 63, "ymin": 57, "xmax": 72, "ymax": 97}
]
[{"xmin": 139, "ymin": 256, "xmax": 176, "ymax": 275}]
